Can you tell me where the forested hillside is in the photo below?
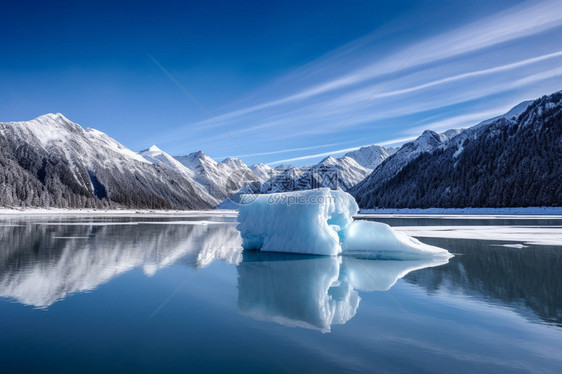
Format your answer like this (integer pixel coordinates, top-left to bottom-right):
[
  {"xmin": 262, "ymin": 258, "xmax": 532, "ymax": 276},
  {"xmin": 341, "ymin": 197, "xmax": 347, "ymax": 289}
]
[{"xmin": 351, "ymin": 92, "xmax": 562, "ymax": 208}]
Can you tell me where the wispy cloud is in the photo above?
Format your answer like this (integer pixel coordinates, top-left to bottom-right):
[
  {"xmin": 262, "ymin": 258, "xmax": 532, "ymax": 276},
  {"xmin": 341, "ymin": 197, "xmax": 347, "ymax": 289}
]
[
  {"xmin": 404, "ymin": 110, "xmax": 503, "ymax": 136},
  {"xmin": 215, "ymin": 142, "xmax": 344, "ymax": 159},
  {"xmin": 144, "ymin": 0, "xmax": 562, "ymax": 164},
  {"xmin": 267, "ymin": 136, "xmax": 417, "ymax": 165},
  {"xmin": 184, "ymin": 0, "xmax": 562, "ymax": 127}
]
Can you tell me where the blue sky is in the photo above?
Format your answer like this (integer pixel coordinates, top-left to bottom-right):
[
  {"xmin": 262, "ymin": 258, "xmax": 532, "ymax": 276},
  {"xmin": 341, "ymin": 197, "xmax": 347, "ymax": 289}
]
[{"xmin": 2, "ymin": 0, "xmax": 562, "ymax": 166}]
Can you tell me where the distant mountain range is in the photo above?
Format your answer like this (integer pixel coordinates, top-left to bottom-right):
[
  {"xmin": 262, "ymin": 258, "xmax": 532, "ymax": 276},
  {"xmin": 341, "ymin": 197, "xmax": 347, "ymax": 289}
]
[{"xmin": 0, "ymin": 90, "xmax": 560, "ymax": 209}]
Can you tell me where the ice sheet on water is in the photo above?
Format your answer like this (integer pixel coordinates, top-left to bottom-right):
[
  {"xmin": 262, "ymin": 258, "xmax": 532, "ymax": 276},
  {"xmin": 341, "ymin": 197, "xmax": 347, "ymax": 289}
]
[{"xmin": 237, "ymin": 189, "xmax": 452, "ymax": 259}]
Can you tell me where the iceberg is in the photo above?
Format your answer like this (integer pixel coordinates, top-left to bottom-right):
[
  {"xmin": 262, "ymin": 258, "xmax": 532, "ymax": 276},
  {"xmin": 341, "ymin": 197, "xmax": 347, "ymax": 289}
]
[
  {"xmin": 237, "ymin": 188, "xmax": 452, "ymax": 259},
  {"xmin": 237, "ymin": 189, "xmax": 357, "ymax": 255},
  {"xmin": 343, "ymin": 220, "xmax": 451, "ymax": 260}
]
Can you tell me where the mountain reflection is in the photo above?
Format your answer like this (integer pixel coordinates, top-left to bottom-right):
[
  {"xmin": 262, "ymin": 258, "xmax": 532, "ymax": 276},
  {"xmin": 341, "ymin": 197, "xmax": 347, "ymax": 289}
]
[
  {"xmin": 0, "ymin": 220, "xmax": 242, "ymax": 308},
  {"xmin": 403, "ymin": 237, "xmax": 562, "ymax": 326},
  {"xmin": 6, "ymin": 219, "xmax": 557, "ymax": 331},
  {"xmin": 237, "ymin": 251, "xmax": 449, "ymax": 332}
]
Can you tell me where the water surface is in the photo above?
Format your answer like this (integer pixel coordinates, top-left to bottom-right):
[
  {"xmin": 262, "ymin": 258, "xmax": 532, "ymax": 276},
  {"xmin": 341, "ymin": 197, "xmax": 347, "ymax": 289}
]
[{"xmin": 0, "ymin": 214, "xmax": 560, "ymax": 373}]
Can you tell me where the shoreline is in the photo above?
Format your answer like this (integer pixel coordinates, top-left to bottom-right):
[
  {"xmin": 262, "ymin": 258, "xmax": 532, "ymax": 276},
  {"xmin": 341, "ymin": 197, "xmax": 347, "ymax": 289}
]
[
  {"xmin": 0, "ymin": 207, "xmax": 238, "ymax": 217},
  {"xmin": 356, "ymin": 206, "xmax": 562, "ymax": 219},
  {"xmin": 1, "ymin": 206, "xmax": 561, "ymax": 218}
]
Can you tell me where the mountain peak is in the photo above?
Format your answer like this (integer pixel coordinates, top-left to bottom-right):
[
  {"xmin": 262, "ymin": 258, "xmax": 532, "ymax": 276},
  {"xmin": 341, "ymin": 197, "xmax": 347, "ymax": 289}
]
[
  {"xmin": 31, "ymin": 113, "xmax": 77, "ymax": 128},
  {"xmin": 139, "ymin": 145, "xmax": 164, "ymax": 154},
  {"xmin": 319, "ymin": 156, "xmax": 337, "ymax": 164},
  {"xmin": 190, "ymin": 150, "xmax": 207, "ymax": 158},
  {"xmin": 344, "ymin": 144, "xmax": 393, "ymax": 169},
  {"xmin": 35, "ymin": 112, "xmax": 69, "ymax": 122}
]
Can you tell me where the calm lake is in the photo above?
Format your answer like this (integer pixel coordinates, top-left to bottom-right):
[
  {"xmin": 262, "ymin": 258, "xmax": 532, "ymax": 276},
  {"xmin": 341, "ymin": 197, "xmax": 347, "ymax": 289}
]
[{"xmin": 0, "ymin": 213, "xmax": 560, "ymax": 373}]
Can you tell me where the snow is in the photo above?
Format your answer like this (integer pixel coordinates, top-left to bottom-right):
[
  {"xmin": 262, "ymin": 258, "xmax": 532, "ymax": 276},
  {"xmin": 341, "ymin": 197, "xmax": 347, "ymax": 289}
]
[
  {"xmin": 237, "ymin": 189, "xmax": 453, "ymax": 258},
  {"xmin": 343, "ymin": 144, "xmax": 396, "ymax": 169},
  {"xmin": 175, "ymin": 150, "xmax": 264, "ymax": 202},
  {"xmin": 139, "ymin": 144, "xmax": 197, "ymax": 178},
  {"xmin": 491, "ymin": 243, "xmax": 527, "ymax": 249},
  {"xmin": 250, "ymin": 163, "xmax": 277, "ymax": 183},
  {"xmin": 85, "ymin": 127, "xmax": 149, "ymax": 164},
  {"xmin": 475, "ymin": 100, "xmax": 533, "ymax": 128},
  {"xmin": 343, "ymin": 220, "xmax": 452, "ymax": 260},
  {"xmin": 358, "ymin": 207, "xmax": 562, "ymax": 216},
  {"xmin": 394, "ymin": 225, "xmax": 562, "ymax": 246},
  {"xmin": 0, "ymin": 207, "xmax": 238, "ymax": 217},
  {"xmin": 453, "ymin": 143, "xmax": 464, "ymax": 158}
]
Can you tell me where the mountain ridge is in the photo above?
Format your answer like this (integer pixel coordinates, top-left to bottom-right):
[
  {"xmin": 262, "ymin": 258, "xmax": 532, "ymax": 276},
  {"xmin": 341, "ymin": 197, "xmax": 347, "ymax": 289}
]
[
  {"xmin": 1, "ymin": 92, "xmax": 559, "ymax": 209},
  {"xmin": 0, "ymin": 114, "xmax": 212, "ymax": 209},
  {"xmin": 350, "ymin": 92, "xmax": 562, "ymax": 208}
]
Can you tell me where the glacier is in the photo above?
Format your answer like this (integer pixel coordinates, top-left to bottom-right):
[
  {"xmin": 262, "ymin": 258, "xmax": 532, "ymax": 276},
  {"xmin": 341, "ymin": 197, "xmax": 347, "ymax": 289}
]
[{"xmin": 237, "ymin": 189, "xmax": 452, "ymax": 259}]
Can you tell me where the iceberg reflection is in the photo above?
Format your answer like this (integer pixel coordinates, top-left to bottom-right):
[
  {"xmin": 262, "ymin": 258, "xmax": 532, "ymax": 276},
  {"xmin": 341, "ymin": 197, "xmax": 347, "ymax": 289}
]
[{"xmin": 237, "ymin": 251, "xmax": 449, "ymax": 332}]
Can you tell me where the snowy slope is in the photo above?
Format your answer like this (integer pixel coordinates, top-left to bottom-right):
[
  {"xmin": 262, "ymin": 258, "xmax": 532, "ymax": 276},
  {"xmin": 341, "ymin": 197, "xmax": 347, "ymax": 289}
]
[
  {"xmin": 344, "ymin": 145, "xmax": 397, "ymax": 169},
  {"xmin": 260, "ymin": 145, "xmax": 396, "ymax": 193},
  {"xmin": 0, "ymin": 113, "xmax": 212, "ymax": 209},
  {"xmin": 250, "ymin": 163, "xmax": 278, "ymax": 183},
  {"xmin": 139, "ymin": 145, "xmax": 217, "ymax": 206},
  {"xmin": 175, "ymin": 151, "xmax": 265, "ymax": 201},
  {"xmin": 474, "ymin": 100, "xmax": 533, "ymax": 128},
  {"xmin": 350, "ymin": 128, "xmax": 462, "ymax": 197},
  {"xmin": 140, "ymin": 145, "xmax": 195, "ymax": 177}
]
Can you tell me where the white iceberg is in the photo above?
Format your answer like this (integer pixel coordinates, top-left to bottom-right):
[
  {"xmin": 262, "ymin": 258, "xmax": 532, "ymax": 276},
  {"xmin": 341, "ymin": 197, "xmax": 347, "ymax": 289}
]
[
  {"xmin": 237, "ymin": 189, "xmax": 357, "ymax": 255},
  {"xmin": 342, "ymin": 220, "xmax": 452, "ymax": 260},
  {"xmin": 237, "ymin": 188, "xmax": 452, "ymax": 259}
]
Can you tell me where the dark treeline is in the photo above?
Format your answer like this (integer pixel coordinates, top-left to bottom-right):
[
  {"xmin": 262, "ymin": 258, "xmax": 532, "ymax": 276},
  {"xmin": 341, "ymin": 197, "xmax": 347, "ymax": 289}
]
[{"xmin": 352, "ymin": 92, "xmax": 562, "ymax": 208}]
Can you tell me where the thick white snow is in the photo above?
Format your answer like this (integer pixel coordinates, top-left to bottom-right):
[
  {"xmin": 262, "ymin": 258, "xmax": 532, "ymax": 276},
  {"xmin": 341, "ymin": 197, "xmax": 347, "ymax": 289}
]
[
  {"xmin": 394, "ymin": 225, "xmax": 562, "ymax": 246},
  {"xmin": 139, "ymin": 145, "xmax": 195, "ymax": 177},
  {"xmin": 343, "ymin": 220, "xmax": 452, "ymax": 259},
  {"xmin": 358, "ymin": 207, "xmax": 562, "ymax": 216},
  {"xmin": 237, "ymin": 189, "xmax": 453, "ymax": 258}
]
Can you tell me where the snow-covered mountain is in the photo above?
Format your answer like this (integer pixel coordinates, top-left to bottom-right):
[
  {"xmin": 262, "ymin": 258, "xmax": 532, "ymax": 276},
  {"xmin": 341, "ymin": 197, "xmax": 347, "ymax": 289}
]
[
  {"xmin": 140, "ymin": 145, "xmax": 195, "ymax": 177},
  {"xmin": 174, "ymin": 151, "xmax": 267, "ymax": 202},
  {"xmin": 474, "ymin": 99, "xmax": 533, "ymax": 128},
  {"xmin": 2, "ymin": 91, "xmax": 556, "ymax": 210},
  {"xmin": 350, "ymin": 129, "xmax": 462, "ymax": 194},
  {"xmin": 250, "ymin": 163, "xmax": 278, "ymax": 183},
  {"xmin": 0, "ymin": 113, "xmax": 212, "ymax": 209},
  {"xmin": 260, "ymin": 144, "xmax": 397, "ymax": 193},
  {"xmin": 139, "ymin": 145, "xmax": 217, "ymax": 206},
  {"xmin": 343, "ymin": 145, "xmax": 397, "ymax": 169},
  {"xmin": 351, "ymin": 91, "xmax": 562, "ymax": 208}
]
